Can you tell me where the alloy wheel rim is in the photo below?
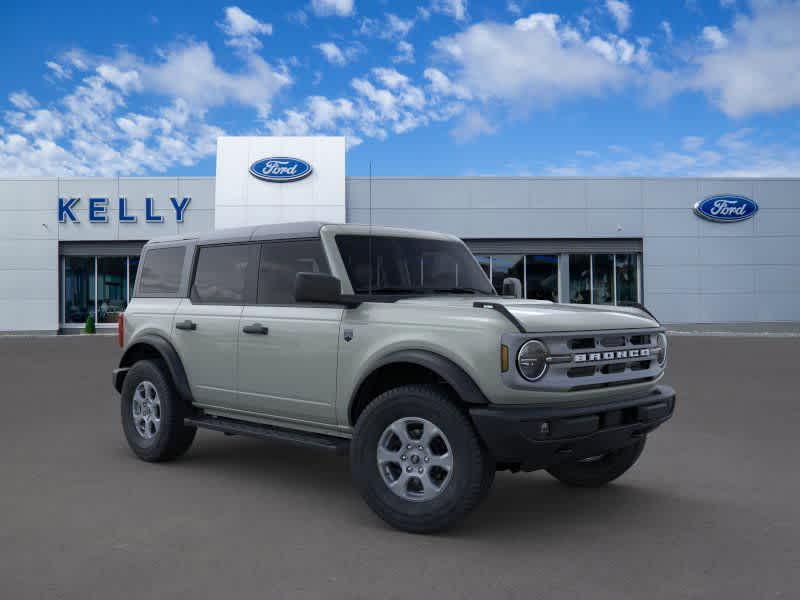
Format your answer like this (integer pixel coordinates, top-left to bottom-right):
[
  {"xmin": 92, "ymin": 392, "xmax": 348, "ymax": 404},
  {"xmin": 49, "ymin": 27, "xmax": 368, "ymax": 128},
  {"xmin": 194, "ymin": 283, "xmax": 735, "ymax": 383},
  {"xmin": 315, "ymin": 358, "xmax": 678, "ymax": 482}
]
[
  {"xmin": 376, "ymin": 417, "xmax": 454, "ymax": 502},
  {"xmin": 132, "ymin": 380, "xmax": 161, "ymax": 440}
]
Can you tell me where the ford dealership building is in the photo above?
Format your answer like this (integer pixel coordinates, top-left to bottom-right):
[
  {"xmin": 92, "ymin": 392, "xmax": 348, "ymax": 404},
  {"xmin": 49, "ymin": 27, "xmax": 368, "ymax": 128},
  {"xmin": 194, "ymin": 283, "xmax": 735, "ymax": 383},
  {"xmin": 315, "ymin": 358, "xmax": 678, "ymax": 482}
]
[{"xmin": 1, "ymin": 135, "xmax": 798, "ymax": 334}]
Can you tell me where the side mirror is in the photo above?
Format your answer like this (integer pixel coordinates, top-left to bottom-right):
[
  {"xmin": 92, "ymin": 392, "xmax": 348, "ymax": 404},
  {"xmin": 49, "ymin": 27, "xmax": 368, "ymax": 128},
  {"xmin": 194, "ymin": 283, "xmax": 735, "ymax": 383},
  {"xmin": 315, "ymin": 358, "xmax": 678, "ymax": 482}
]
[
  {"xmin": 295, "ymin": 272, "xmax": 358, "ymax": 306},
  {"xmin": 502, "ymin": 277, "xmax": 523, "ymax": 298}
]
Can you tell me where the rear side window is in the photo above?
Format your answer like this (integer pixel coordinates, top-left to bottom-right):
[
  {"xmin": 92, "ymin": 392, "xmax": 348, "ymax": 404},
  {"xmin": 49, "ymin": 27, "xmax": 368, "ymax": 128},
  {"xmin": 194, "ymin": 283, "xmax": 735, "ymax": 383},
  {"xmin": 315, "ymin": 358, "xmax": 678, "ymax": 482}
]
[
  {"xmin": 191, "ymin": 244, "xmax": 256, "ymax": 305},
  {"xmin": 137, "ymin": 246, "xmax": 186, "ymax": 296},
  {"xmin": 257, "ymin": 240, "xmax": 330, "ymax": 305}
]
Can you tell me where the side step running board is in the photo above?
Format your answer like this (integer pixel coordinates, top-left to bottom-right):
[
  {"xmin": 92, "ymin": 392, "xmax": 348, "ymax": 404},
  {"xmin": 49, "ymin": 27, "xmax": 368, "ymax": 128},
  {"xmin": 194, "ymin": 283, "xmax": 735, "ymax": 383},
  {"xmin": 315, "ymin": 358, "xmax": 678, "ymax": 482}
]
[{"xmin": 185, "ymin": 415, "xmax": 349, "ymax": 455}]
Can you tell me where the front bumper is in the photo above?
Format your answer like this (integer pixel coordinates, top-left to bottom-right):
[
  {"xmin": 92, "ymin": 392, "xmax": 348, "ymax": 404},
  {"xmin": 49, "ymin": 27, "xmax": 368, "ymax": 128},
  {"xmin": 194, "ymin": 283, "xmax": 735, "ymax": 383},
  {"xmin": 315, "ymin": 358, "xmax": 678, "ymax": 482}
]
[{"xmin": 469, "ymin": 385, "xmax": 676, "ymax": 471}]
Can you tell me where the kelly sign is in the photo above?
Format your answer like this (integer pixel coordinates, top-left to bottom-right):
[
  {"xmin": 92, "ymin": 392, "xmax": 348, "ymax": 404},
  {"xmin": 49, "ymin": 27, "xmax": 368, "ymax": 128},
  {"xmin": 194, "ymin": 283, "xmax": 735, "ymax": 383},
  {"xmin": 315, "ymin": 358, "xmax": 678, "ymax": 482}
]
[{"xmin": 58, "ymin": 197, "xmax": 191, "ymax": 224}]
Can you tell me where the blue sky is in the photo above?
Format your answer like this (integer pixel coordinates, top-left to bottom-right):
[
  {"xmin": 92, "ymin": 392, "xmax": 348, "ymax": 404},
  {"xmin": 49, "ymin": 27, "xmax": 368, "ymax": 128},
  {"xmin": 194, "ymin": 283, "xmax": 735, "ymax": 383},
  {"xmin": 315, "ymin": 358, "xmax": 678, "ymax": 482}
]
[{"xmin": 1, "ymin": 0, "xmax": 798, "ymax": 177}]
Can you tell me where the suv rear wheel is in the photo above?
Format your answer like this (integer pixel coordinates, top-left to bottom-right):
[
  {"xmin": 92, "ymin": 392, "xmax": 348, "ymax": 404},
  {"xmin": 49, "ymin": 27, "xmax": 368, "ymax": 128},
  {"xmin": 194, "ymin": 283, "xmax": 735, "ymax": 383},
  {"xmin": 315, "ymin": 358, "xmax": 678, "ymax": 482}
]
[
  {"xmin": 121, "ymin": 360, "xmax": 196, "ymax": 462},
  {"xmin": 350, "ymin": 384, "xmax": 493, "ymax": 533}
]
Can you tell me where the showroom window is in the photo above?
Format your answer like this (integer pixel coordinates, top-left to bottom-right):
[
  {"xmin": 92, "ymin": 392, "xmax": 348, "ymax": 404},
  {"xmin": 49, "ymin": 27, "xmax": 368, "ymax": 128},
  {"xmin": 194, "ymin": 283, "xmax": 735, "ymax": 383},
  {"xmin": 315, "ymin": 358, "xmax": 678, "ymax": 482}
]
[
  {"xmin": 61, "ymin": 255, "xmax": 141, "ymax": 328},
  {"xmin": 477, "ymin": 255, "xmax": 559, "ymax": 300},
  {"xmin": 568, "ymin": 253, "xmax": 641, "ymax": 306}
]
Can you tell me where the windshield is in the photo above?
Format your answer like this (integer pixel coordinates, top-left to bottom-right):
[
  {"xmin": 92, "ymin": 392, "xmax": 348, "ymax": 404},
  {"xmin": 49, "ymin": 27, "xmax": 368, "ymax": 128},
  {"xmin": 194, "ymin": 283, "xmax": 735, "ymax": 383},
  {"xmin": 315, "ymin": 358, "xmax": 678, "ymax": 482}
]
[{"xmin": 335, "ymin": 235, "xmax": 495, "ymax": 296}]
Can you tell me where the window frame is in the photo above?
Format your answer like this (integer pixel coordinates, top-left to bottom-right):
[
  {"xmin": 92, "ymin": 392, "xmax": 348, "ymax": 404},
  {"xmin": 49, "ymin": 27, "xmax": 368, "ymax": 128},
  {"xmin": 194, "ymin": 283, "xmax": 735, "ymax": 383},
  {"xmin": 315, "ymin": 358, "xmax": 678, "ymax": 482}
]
[
  {"xmin": 188, "ymin": 242, "xmax": 260, "ymax": 306},
  {"xmin": 254, "ymin": 237, "xmax": 332, "ymax": 307},
  {"xmin": 134, "ymin": 245, "xmax": 189, "ymax": 299}
]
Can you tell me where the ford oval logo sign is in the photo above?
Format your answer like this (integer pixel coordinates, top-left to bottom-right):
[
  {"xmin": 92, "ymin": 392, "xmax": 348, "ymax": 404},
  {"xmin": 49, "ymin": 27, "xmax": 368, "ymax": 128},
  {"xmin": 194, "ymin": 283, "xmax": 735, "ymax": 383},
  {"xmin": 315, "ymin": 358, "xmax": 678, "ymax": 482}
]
[
  {"xmin": 693, "ymin": 195, "xmax": 758, "ymax": 223},
  {"xmin": 249, "ymin": 157, "xmax": 312, "ymax": 183}
]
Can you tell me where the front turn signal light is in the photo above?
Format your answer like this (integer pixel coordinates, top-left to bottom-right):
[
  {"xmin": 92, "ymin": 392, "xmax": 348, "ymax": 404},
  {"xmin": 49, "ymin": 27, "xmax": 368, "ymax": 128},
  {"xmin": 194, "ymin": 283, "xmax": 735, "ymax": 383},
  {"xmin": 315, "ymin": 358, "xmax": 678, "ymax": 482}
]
[{"xmin": 501, "ymin": 344, "xmax": 509, "ymax": 372}]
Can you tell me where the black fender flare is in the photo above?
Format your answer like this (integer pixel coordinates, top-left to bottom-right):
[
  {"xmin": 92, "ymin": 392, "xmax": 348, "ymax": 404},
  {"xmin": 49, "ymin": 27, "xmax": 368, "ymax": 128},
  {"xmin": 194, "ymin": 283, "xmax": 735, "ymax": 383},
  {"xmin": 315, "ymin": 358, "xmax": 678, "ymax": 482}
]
[
  {"xmin": 115, "ymin": 334, "xmax": 193, "ymax": 405},
  {"xmin": 350, "ymin": 349, "xmax": 489, "ymax": 424}
]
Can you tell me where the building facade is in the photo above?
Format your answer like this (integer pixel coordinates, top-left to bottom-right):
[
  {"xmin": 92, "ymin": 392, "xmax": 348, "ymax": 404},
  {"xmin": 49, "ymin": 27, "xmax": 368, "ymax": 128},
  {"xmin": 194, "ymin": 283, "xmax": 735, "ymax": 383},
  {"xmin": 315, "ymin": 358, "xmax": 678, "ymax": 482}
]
[{"xmin": 1, "ymin": 136, "xmax": 798, "ymax": 333}]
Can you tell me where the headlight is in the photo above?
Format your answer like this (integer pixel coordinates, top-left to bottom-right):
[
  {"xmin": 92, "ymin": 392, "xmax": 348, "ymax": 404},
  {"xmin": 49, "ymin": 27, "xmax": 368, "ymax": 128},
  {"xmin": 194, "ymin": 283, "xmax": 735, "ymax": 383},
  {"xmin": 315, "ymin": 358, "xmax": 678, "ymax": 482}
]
[
  {"xmin": 655, "ymin": 332, "xmax": 668, "ymax": 366},
  {"xmin": 517, "ymin": 340, "xmax": 549, "ymax": 381}
]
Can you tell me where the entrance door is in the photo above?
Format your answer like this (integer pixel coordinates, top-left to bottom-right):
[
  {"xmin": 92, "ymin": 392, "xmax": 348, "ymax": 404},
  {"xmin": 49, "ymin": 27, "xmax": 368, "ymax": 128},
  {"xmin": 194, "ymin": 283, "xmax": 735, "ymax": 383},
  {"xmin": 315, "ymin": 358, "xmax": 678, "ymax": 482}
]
[{"xmin": 236, "ymin": 239, "xmax": 342, "ymax": 426}]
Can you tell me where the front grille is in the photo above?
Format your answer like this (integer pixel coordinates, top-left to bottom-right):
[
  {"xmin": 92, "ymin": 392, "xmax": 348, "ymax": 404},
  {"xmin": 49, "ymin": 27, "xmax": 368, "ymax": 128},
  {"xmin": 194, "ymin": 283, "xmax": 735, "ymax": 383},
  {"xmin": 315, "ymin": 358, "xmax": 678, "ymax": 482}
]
[{"xmin": 502, "ymin": 328, "xmax": 664, "ymax": 392}]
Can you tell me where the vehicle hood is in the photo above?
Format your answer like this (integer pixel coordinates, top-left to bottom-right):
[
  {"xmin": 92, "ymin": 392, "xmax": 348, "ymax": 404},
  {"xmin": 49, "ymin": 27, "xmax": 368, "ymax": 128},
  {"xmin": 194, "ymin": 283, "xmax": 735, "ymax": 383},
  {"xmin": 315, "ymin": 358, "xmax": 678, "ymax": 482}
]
[{"xmin": 394, "ymin": 296, "xmax": 659, "ymax": 333}]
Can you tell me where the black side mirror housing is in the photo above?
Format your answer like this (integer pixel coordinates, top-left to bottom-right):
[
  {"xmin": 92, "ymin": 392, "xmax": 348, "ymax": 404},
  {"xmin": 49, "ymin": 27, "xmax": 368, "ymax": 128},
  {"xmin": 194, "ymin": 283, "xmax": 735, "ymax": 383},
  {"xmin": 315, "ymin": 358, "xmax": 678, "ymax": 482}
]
[{"xmin": 295, "ymin": 272, "xmax": 359, "ymax": 307}]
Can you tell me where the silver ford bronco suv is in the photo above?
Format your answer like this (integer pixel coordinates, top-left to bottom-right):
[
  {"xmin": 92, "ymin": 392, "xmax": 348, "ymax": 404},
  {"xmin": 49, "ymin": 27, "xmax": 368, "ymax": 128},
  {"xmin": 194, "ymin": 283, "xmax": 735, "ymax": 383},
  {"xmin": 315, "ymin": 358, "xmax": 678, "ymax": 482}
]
[{"xmin": 113, "ymin": 222, "xmax": 675, "ymax": 533}]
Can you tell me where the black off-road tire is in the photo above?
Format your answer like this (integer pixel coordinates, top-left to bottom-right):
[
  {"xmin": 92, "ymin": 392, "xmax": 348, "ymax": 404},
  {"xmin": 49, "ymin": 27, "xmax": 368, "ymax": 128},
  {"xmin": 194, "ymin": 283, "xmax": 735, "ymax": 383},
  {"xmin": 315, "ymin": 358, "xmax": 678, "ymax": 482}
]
[
  {"xmin": 350, "ymin": 384, "xmax": 493, "ymax": 534},
  {"xmin": 546, "ymin": 436, "xmax": 647, "ymax": 487},
  {"xmin": 120, "ymin": 360, "xmax": 196, "ymax": 462}
]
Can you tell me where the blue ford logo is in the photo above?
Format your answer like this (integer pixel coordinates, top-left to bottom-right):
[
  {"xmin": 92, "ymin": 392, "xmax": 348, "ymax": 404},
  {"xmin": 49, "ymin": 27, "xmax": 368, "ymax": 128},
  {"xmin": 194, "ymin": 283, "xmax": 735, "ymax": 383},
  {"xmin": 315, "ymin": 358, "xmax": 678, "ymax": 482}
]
[
  {"xmin": 249, "ymin": 157, "xmax": 313, "ymax": 183},
  {"xmin": 693, "ymin": 195, "xmax": 758, "ymax": 223}
]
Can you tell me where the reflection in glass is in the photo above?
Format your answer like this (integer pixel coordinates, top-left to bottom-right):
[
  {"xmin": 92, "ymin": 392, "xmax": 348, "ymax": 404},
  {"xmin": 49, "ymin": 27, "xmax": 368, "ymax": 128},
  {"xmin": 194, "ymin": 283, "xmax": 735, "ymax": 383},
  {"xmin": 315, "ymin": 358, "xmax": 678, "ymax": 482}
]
[
  {"xmin": 475, "ymin": 255, "xmax": 491, "ymax": 280},
  {"xmin": 592, "ymin": 254, "xmax": 615, "ymax": 304},
  {"xmin": 491, "ymin": 255, "xmax": 524, "ymax": 296},
  {"xmin": 569, "ymin": 254, "xmax": 591, "ymax": 304},
  {"xmin": 525, "ymin": 255, "xmax": 558, "ymax": 301},
  {"xmin": 98, "ymin": 257, "xmax": 127, "ymax": 323},
  {"xmin": 64, "ymin": 256, "xmax": 95, "ymax": 324},
  {"xmin": 615, "ymin": 253, "xmax": 638, "ymax": 304},
  {"xmin": 128, "ymin": 256, "xmax": 139, "ymax": 301}
]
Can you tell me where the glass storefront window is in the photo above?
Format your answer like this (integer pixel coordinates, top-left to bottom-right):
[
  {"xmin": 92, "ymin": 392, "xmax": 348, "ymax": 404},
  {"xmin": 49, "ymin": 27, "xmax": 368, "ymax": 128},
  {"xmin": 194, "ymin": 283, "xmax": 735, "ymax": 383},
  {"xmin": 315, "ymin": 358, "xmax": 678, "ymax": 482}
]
[
  {"xmin": 592, "ymin": 254, "xmax": 615, "ymax": 305},
  {"xmin": 64, "ymin": 256, "xmax": 95, "ymax": 324},
  {"xmin": 615, "ymin": 253, "xmax": 638, "ymax": 304},
  {"xmin": 62, "ymin": 255, "xmax": 142, "ymax": 326},
  {"xmin": 569, "ymin": 254, "xmax": 591, "ymax": 304},
  {"xmin": 525, "ymin": 255, "xmax": 558, "ymax": 301},
  {"xmin": 491, "ymin": 255, "xmax": 524, "ymax": 295},
  {"xmin": 97, "ymin": 257, "xmax": 127, "ymax": 324}
]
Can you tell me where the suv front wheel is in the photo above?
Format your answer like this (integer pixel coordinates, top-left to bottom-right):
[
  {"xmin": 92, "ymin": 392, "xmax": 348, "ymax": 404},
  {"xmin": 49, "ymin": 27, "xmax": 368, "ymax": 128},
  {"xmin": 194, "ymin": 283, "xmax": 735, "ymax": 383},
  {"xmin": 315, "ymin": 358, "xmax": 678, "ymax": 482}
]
[
  {"xmin": 120, "ymin": 360, "xmax": 196, "ymax": 462},
  {"xmin": 350, "ymin": 384, "xmax": 493, "ymax": 533}
]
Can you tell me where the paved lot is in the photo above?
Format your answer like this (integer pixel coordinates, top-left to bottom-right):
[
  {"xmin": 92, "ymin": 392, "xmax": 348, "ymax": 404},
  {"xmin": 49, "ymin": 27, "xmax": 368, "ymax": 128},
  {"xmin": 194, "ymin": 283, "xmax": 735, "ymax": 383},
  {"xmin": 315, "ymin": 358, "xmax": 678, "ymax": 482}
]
[{"xmin": 1, "ymin": 334, "xmax": 798, "ymax": 599}]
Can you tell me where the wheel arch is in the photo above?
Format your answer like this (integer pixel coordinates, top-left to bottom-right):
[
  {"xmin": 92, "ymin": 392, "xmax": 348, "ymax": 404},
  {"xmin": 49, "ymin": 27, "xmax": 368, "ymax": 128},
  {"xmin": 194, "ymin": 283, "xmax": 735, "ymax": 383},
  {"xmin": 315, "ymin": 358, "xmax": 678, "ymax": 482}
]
[
  {"xmin": 115, "ymin": 334, "xmax": 193, "ymax": 405},
  {"xmin": 348, "ymin": 350, "xmax": 489, "ymax": 426}
]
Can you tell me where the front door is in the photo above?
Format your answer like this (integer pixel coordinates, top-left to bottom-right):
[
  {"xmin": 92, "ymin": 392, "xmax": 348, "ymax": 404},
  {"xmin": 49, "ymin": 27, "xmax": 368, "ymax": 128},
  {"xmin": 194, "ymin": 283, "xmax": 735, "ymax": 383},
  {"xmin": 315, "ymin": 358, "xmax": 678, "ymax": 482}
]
[{"xmin": 236, "ymin": 240, "xmax": 342, "ymax": 426}]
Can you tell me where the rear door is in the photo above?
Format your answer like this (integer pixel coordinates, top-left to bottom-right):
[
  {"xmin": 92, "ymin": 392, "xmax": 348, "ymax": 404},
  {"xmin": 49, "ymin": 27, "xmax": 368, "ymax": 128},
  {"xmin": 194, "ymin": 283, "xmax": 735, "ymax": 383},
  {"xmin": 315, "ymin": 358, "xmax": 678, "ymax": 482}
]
[
  {"xmin": 172, "ymin": 243, "xmax": 258, "ymax": 408},
  {"xmin": 236, "ymin": 239, "xmax": 343, "ymax": 426}
]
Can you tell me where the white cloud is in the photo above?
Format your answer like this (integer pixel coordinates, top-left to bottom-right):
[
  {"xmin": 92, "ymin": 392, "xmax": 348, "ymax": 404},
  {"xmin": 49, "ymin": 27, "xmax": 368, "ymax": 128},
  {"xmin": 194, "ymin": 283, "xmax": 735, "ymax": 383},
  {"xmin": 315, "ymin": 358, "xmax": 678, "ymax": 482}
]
[
  {"xmin": 507, "ymin": 1, "xmax": 522, "ymax": 16},
  {"xmin": 701, "ymin": 25, "xmax": 728, "ymax": 49},
  {"xmin": 218, "ymin": 6, "xmax": 272, "ymax": 51},
  {"xmin": 432, "ymin": 13, "xmax": 640, "ymax": 108},
  {"xmin": 45, "ymin": 61, "xmax": 71, "ymax": 80},
  {"xmin": 720, "ymin": 0, "xmax": 736, "ymax": 7},
  {"xmin": 606, "ymin": 0, "xmax": 632, "ymax": 33},
  {"xmin": 9, "ymin": 91, "xmax": 38, "ymax": 111},
  {"xmin": 423, "ymin": 67, "xmax": 472, "ymax": 100},
  {"xmin": 546, "ymin": 128, "xmax": 800, "ymax": 177},
  {"xmin": 393, "ymin": 41, "xmax": 415, "ymax": 64},
  {"xmin": 451, "ymin": 110, "xmax": 496, "ymax": 142},
  {"xmin": 430, "ymin": 0, "xmax": 468, "ymax": 21},
  {"xmin": 660, "ymin": 20, "xmax": 673, "ymax": 43},
  {"xmin": 314, "ymin": 42, "xmax": 363, "ymax": 66},
  {"xmin": 310, "ymin": 0, "xmax": 354, "ymax": 17},
  {"xmin": 691, "ymin": 1, "xmax": 800, "ymax": 116},
  {"xmin": 386, "ymin": 14, "xmax": 414, "ymax": 38},
  {"xmin": 681, "ymin": 135, "xmax": 705, "ymax": 152}
]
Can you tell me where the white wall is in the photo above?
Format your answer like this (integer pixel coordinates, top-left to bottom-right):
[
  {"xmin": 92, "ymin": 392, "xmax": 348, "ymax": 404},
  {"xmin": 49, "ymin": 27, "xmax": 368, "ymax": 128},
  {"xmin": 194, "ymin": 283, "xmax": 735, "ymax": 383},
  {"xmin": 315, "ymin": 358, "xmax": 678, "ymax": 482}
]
[{"xmin": 214, "ymin": 136, "xmax": 345, "ymax": 229}]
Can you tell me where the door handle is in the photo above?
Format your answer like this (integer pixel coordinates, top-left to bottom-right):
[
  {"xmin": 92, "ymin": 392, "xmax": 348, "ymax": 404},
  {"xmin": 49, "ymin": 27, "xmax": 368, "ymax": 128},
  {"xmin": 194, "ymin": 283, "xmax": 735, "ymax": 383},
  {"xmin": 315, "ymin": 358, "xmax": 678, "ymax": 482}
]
[
  {"xmin": 176, "ymin": 320, "xmax": 197, "ymax": 331},
  {"xmin": 242, "ymin": 323, "xmax": 269, "ymax": 335}
]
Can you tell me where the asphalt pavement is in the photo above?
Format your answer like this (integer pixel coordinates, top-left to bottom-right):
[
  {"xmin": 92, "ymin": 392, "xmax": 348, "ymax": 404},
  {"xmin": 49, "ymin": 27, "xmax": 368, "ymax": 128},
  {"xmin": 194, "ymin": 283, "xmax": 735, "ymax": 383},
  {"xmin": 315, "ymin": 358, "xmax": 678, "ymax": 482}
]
[{"xmin": 1, "ymin": 333, "xmax": 798, "ymax": 599}]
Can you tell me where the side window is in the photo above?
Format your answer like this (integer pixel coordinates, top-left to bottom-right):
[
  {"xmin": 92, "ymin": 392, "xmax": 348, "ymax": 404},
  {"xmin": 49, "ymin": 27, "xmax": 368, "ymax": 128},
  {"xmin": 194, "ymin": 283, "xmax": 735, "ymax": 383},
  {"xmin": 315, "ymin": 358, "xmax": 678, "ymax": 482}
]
[
  {"xmin": 191, "ymin": 244, "xmax": 254, "ymax": 305},
  {"xmin": 257, "ymin": 240, "xmax": 330, "ymax": 305},
  {"xmin": 137, "ymin": 246, "xmax": 186, "ymax": 296}
]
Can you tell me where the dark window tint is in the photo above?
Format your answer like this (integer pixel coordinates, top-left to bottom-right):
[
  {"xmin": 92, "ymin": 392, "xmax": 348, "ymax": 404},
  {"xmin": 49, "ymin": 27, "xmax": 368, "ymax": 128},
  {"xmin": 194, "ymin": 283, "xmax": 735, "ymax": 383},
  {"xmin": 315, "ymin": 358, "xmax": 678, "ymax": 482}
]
[
  {"xmin": 257, "ymin": 240, "xmax": 330, "ymax": 304},
  {"xmin": 525, "ymin": 255, "xmax": 559, "ymax": 301},
  {"xmin": 191, "ymin": 244, "xmax": 253, "ymax": 304},
  {"xmin": 336, "ymin": 235, "xmax": 495, "ymax": 295},
  {"xmin": 137, "ymin": 246, "xmax": 185, "ymax": 296}
]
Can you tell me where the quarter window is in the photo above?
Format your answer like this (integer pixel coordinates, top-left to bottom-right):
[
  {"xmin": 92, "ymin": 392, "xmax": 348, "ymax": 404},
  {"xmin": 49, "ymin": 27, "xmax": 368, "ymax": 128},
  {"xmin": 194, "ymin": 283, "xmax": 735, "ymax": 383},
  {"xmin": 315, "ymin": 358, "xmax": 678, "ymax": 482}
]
[
  {"xmin": 257, "ymin": 240, "xmax": 330, "ymax": 305},
  {"xmin": 137, "ymin": 246, "xmax": 186, "ymax": 296},
  {"xmin": 191, "ymin": 244, "xmax": 254, "ymax": 304}
]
